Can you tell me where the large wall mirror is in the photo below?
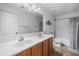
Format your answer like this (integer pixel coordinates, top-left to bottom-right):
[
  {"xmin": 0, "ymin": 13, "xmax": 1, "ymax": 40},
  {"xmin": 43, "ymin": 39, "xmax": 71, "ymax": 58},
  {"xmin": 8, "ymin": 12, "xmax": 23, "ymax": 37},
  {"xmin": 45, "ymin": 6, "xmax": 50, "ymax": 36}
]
[
  {"xmin": 17, "ymin": 13, "xmax": 43, "ymax": 34},
  {"xmin": 0, "ymin": 4, "xmax": 43, "ymax": 35}
]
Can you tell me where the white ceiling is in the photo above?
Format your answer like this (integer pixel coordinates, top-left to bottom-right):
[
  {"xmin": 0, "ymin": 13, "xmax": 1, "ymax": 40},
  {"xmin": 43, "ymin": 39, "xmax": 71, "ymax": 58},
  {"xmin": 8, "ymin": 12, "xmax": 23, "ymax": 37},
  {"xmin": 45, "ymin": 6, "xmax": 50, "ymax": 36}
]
[
  {"xmin": 3, "ymin": 3, "xmax": 79, "ymax": 17},
  {"xmin": 39, "ymin": 3, "xmax": 79, "ymax": 16}
]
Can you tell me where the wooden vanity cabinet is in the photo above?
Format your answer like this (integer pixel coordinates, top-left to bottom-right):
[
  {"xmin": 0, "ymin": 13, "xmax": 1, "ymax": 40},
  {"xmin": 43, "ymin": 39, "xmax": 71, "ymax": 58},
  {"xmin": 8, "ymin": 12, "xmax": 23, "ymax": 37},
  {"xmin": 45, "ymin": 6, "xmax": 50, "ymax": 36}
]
[
  {"xmin": 31, "ymin": 43, "xmax": 42, "ymax": 56},
  {"xmin": 16, "ymin": 37, "xmax": 53, "ymax": 56},
  {"xmin": 42, "ymin": 39, "xmax": 49, "ymax": 56},
  {"xmin": 42, "ymin": 37, "xmax": 53, "ymax": 56},
  {"xmin": 48, "ymin": 37, "xmax": 53, "ymax": 56},
  {"xmin": 16, "ymin": 49, "xmax": 31, "ymax": 56}
]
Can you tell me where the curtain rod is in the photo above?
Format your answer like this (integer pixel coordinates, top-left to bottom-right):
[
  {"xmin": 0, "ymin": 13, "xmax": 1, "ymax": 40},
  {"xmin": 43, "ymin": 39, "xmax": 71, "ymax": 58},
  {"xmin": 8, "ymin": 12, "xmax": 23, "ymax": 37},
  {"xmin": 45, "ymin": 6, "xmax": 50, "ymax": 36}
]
[{"xmin": 55, "ymin": 16, "xmax": 79, "ymax": 21}]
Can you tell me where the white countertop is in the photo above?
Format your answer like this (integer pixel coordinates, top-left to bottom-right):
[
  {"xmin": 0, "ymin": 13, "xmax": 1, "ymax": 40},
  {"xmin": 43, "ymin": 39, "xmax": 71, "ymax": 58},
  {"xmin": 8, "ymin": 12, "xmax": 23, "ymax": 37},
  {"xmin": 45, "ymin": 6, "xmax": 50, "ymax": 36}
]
[{"xmin": 0, "ymin": 34, "xmax": 52, "ymax": 56}]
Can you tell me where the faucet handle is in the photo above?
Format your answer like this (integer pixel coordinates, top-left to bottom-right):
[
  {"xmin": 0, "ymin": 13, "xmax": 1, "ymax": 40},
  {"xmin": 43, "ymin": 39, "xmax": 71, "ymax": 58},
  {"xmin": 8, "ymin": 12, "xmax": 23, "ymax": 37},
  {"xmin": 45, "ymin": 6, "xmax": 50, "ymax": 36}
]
[
  {"xmin": 21, "ymin": 35, "xmax": 24, "ymax": 39},
  {"xmin": 18, "ymin": 35, "xmax": 24, "ymax": 41},
  {"xmin": 50, "ymin": 32, "xmax": 53, "ymax": 34}
]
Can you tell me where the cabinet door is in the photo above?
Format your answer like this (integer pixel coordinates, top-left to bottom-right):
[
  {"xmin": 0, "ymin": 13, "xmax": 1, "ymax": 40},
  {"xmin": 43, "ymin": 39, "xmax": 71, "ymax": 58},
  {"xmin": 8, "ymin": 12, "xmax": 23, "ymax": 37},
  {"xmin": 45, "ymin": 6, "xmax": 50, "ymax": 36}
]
[
  {"xmin": 31, "ymin": 43, "xmax": 42, "ymax": 56},
  {"xmin": 48, "ymin": 37, "xmax": 53, "ymax": 56},
  {"xmin": 16, "ymin": 49, "xmax": 31, "ymax": 56},
  {"xmin": 42, "ymin": 39, "xmax": 49, "ymax": 56}
]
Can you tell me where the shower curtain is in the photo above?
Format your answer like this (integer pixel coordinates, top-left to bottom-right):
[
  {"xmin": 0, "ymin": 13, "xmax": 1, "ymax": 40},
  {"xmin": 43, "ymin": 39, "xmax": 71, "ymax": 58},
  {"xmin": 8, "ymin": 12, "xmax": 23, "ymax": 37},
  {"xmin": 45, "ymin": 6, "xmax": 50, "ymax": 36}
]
[{"xmin": 70, "ymin": 17, "xmax": 79, "ymax": 50}]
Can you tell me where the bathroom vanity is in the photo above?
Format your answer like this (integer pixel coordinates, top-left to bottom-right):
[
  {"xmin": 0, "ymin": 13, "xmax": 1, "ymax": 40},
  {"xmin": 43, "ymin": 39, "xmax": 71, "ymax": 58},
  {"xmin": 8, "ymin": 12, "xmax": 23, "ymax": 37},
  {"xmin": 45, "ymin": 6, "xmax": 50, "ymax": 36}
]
[
  {"xmin": 0, "ymin": 34, "xmax": 53, "ymax": 56},
  {"xmin": 16, "ymin": 37, "xmax": 53, "ymax": 56}
]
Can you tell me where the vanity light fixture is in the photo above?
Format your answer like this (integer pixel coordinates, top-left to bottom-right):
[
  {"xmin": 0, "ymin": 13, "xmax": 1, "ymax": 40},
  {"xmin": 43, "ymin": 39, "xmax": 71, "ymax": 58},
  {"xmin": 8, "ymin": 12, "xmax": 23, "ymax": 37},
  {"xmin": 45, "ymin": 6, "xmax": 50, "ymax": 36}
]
[
  {"xmin": 29, "ymin": 4, "xmax": 41, "ymax": 13},
  {"xmin": 17, "ymin": 3, "xmax": 41, "ymax": 13}
]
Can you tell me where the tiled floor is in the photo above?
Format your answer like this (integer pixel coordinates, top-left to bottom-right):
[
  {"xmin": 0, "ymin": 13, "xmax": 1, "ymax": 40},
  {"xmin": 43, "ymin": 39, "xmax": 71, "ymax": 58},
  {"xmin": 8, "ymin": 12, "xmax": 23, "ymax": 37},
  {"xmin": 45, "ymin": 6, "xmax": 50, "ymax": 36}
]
[
  {"xmin": 53, "ymin": 50, "xmax": 79, "ymax": 56},
  {"xmin": 53, "ymin": 47, "xmax": 79, "ymax": 56},
  {"xmin": 53, "ymin": 51, "xmax": 62, "ymax": 56}
]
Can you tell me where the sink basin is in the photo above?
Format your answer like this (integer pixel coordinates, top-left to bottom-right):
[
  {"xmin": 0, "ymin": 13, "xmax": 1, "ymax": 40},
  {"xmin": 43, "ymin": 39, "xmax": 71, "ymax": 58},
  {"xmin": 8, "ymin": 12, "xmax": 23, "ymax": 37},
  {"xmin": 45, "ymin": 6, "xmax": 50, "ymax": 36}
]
[
  {"xmin": 14, "ymin": 39, "xmax": 33, "ymax": 47},
  {"xmin": 13, "ymin": 35, "xmax": 46, "ymax": 47}
]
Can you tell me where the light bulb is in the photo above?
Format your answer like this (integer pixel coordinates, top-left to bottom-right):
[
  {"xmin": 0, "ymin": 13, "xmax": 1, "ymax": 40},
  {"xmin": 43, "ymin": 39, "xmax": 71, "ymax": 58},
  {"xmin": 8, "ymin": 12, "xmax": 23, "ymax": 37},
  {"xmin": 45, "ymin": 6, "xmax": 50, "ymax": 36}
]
[
  {"xmin": 32, "ymin": 5, "xmax": 35, "ymax": 9},
  {"xmin": 38, "ymin": 8, "xmax": 40, "ymax": 10}
]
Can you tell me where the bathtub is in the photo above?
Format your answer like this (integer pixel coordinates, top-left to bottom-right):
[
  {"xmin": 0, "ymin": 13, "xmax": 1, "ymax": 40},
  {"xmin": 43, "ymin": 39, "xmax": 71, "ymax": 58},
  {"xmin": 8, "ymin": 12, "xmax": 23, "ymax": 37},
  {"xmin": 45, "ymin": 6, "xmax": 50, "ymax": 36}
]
[
  {"xmin": 53, "ymin": 37, "xmax": 79, "ymax": 55},
  {"xmin": 53, "ymin": 37, "xmax": 70, "ymax": 53}
]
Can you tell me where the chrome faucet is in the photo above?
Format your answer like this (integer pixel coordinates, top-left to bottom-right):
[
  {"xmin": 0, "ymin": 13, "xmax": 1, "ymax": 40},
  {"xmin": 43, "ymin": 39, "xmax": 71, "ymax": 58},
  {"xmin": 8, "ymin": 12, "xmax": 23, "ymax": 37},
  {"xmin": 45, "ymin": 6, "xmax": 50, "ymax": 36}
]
[
  {"xmin": 50, "ymin": 32, "xmax": 53, "ymax": 35},
  {"xmin": 18, "ymin": 35, "xmax": 24, "ymax": 41}
]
